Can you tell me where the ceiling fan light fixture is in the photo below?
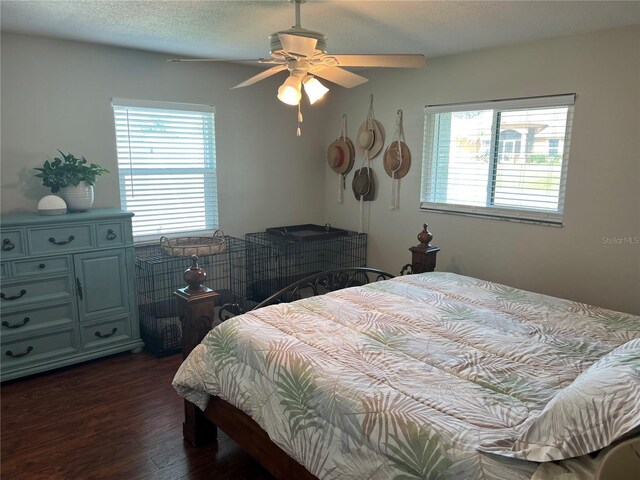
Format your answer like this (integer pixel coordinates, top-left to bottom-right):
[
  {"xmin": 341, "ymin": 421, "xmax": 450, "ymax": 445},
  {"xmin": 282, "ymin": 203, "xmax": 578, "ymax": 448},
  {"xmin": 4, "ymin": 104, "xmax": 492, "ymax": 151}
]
[
  {"xmin": 303, "ymin": 76, "xmax": 329, "ymax": 105},
  {"xmin": 277, "ymin": 76, "xmax": 302, "ymax": 105},
  {"xmin": 166, "ymin": 0, "xmax": 427, "ymax": 133}
]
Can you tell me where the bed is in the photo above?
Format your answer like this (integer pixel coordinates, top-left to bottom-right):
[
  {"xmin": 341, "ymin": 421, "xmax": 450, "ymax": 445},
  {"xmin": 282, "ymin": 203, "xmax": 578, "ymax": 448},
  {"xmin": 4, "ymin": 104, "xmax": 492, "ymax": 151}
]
[{"xmin": 173, "ymin": 269, "xmax": 640, "ymax": 479}]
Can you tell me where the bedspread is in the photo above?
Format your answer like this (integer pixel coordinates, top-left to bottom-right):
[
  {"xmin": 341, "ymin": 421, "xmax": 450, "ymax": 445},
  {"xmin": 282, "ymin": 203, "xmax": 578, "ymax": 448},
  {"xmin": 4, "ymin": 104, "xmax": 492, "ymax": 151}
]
[{"xmin": 173, "ymin": 272, "xmax": 640, "ymax": 480}]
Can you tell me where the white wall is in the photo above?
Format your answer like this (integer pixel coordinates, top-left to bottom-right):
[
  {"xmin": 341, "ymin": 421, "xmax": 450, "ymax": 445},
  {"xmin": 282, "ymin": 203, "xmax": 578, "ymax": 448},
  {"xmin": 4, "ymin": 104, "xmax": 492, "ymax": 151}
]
[
  {"xmin": 323, "ymin": 26, "xmax": 640, "ymax": 315},
  {"xmin": 2, "ymin": 27, "xmax": 638, "ymax": 315},
  {"xmin": 0, "ymin": 33, "xmax": 329, "ymax": 237}
]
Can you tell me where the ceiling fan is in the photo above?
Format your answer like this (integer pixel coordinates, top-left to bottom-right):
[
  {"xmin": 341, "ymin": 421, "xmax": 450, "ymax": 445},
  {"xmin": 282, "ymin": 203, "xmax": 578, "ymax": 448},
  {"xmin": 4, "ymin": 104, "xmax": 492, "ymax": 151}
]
[{"xmin": 169, "ymin": 0, "xmax": 427, "ymax": 107}]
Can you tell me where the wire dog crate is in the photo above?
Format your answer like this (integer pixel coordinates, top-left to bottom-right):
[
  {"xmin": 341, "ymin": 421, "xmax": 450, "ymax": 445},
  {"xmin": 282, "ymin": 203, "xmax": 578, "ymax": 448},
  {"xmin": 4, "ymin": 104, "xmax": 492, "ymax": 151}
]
[
  {"xmin": 245, "ymin": 230, "xmax": 367, "ymax": 304},
  {"xmin": 135, "ymin": 236, "xmax": 246, "ymax": 356}
]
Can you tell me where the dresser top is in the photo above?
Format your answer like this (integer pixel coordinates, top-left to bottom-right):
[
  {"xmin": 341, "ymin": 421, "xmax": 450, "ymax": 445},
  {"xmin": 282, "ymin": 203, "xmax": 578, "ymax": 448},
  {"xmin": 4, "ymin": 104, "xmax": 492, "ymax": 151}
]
[{"xmin": 1, "ymin": 208, "xmax": 133, "ymax": 227}]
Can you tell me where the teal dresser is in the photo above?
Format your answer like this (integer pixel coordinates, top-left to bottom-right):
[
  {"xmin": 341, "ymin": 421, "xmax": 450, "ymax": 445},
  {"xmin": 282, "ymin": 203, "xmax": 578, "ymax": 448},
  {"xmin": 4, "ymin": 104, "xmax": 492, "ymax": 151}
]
[{"xmin": 0, "ymin": 209, "xmax": 144, "ymax": 381}]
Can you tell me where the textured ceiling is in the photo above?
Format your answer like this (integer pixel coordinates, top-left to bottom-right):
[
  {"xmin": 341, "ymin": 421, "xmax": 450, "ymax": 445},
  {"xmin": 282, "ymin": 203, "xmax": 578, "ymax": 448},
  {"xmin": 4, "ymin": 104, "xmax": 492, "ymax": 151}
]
[{"xmin": 2, "ymin": 1, "xmax": 639, "ymax": 62}]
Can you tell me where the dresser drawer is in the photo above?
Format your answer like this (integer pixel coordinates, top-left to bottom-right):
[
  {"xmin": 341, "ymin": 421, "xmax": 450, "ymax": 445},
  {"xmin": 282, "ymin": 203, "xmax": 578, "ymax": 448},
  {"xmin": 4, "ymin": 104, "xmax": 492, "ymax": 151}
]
[
  {"xmin": 1, "ymin": 327, "xmax": 79, "ymax": 371},
  {"xmin": 96, "ymin": 222, "xmax": 125, "ymax": 248},
  {"xmin": 1, "ymin": 230, "xmax": 26, "ymax": 259},
  {"xmin": 27, "ymin": 224, "xmax": 94, "ymax": 255},
  {"xmin": 12, "ymin": 256, "xmax": 71, "ymax": 278},
  {"xmin": 0, "ymin": 275, "xmax": 73, "ymax": 308},
  {"xmin": 0, "ymin": 263, "xmax": 9, "ymax": 281},
  {"xmin": 80, "ymin": 315, "xmax": 132, "ymax": 351},
  {"xmin": 1, "ymin": 302, "xmax": 75, "ymax": 337}
]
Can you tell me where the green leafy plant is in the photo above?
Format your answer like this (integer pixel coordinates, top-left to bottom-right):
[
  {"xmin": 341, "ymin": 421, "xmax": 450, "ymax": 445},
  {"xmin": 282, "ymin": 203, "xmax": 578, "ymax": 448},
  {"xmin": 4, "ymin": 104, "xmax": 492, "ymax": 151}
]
[{"xmin": 34, "ymin": 150, "xmax": 109, "ymax": 193}]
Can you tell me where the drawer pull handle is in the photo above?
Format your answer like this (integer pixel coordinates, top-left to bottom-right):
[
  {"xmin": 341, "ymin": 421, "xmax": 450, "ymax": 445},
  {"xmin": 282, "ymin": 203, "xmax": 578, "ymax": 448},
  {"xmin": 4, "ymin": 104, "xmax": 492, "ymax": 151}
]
[
  {"xmin": 1, "ymin": 289, "xmax": 27, "ymax": 301},
  {"xmin": 49, "ymin": 235, "xmax": 75, "ymax": 246},
  {"xmin": 76, "ymin": 278, "xmax": 83, "ymax": 301},
  {"xmin": 2, "ymin": 317, "xmax": 30, "ymax": 329},
  {"xmin": 2, "ymin": 239, "xmax": 15, "ymax": 251},
  {"xmin": 39, "ymin": 263, "xmax": 46, "ymax": 269},
  {"xmin": 106, "ymin": 229, "xmax": 117, "ymax": 241},
  {"xmin": 6, "ymin": 346, "xmax": 33, "ymax": 358},
  {"xmin": 95, "ymin": 328, "xmax": 118, "ymax": 338}
]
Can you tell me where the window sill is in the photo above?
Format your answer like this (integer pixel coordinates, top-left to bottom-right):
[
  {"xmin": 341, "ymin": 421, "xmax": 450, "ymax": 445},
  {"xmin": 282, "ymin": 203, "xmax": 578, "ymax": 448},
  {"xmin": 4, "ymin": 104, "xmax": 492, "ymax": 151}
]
[{"xmin": 419, "ymin": 203, "xmax": 563, "ymax": 227}]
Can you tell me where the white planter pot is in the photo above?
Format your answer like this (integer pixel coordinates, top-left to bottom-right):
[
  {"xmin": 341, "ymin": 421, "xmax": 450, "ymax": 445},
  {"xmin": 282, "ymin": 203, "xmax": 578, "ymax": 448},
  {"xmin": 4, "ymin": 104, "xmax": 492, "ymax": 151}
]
[{"xmin": 59, "ymin": 182, "xmax": 94, "ymax": 211}]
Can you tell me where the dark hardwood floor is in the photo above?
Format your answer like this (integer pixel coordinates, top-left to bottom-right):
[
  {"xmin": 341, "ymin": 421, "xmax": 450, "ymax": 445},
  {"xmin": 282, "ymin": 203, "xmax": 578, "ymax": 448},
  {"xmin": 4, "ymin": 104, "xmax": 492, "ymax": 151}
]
[{"xmin": 1, "ymin": 351, "xmax": 274, "ymax": 480}]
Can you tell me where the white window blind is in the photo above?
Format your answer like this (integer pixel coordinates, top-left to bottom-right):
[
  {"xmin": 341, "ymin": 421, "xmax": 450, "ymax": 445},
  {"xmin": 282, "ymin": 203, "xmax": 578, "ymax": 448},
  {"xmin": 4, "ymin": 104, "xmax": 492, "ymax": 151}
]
[
  {"xmin": 112, "ymin": 99, "xmax": 219, "ymax": 241},
  {"xmin": 421, "ymin": 94, "xmax": 575, "ymax": 225}
]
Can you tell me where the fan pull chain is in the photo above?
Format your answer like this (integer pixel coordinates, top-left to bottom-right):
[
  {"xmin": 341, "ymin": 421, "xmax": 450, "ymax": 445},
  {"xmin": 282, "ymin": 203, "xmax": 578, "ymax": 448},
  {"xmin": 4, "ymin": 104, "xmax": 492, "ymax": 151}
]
[{"xmin": 297, "ymin": 104, "xmax": 303, "ymax": 137}]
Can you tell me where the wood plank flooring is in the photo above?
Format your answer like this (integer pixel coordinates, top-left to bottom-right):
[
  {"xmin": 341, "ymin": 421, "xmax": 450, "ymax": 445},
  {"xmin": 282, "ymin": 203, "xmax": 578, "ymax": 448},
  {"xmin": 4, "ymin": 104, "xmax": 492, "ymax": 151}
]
[{"xmin": 1, "ymin": 351, "xmax": 274, "ymax": 480}]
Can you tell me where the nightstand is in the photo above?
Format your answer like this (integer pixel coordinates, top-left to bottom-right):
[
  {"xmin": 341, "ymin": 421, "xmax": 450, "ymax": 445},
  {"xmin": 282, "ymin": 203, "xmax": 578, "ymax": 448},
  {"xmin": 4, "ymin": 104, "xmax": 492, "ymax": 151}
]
[{"xmin": 400, "ymin": 224, "xmax": 440, "ymax": 275}]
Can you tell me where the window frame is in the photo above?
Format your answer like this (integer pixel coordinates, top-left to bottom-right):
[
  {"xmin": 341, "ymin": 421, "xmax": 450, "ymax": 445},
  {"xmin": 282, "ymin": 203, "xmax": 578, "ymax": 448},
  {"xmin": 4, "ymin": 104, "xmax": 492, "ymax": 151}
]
[
  {"xmin": 111, "ymin": 98, "xmax": 219, "ymax": 243},
  {"xmin": 420, "ymin": 94, "xmax": 575, "ymax": 226}
]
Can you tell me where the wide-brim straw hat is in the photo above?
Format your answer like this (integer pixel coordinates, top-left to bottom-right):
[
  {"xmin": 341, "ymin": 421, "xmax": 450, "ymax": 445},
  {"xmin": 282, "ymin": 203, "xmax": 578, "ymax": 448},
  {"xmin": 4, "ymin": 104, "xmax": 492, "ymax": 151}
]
[
  {"xmin": 344, "ymin": 137, "xmax": 355, "ymax": 175},
  {"xmin": 357, "ymin": 119, "xmax": 385, "ymax": 159},
  {"xmin": 383, "ymin": 141, "xmax": 411, "ymax": 179},
  {"xmin": 327, "ymin": 139, "xmax": 351, "ymax": 174},
  {"xmin": 352, "ymin": 167, "xmax": 375, "ymax": 201}
]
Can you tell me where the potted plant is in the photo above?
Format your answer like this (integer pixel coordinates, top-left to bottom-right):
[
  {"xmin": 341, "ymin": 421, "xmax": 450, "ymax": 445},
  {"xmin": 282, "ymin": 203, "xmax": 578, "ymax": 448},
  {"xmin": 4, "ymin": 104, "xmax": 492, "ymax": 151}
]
[{"xmin": 34, "ymin": 151, "xmax": 109, "ymax": 211}]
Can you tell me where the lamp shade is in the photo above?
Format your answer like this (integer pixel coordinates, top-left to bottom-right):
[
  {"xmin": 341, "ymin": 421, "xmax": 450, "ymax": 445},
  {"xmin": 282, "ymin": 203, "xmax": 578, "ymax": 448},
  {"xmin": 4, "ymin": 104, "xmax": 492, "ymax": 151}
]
[
  {"xmin": 37, "ymin": 195, "xmax": 67, "ymax": 215},
  {"xmin": 277, "ymin": 76, "xmax": 302, "ymax": 105},
  {"xmin": 303, "ymin": 76, "xmax": 329, "ymax": 105}
]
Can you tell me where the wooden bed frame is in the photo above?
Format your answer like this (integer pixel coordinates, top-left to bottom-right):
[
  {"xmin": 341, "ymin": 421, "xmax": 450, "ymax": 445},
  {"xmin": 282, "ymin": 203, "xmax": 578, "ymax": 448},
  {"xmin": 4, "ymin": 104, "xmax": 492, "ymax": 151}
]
[
  {"xmin": 180, "ymin": 267, "xmax": 395, "ymax": 480},
  {"xmin": 178, "ymin": 267, "xmax": 637, "ymax": 480}
]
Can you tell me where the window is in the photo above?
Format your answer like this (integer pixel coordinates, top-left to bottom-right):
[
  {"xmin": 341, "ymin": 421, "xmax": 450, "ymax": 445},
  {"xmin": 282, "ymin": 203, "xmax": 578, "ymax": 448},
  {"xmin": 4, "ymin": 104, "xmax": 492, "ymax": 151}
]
[
  {"xmin": 421, "ymin": 94, "xmax": 574, "ymax": 225},
  {"xmin": 112, "ymin": 99, "xmax": 218, "ymax": 241}
]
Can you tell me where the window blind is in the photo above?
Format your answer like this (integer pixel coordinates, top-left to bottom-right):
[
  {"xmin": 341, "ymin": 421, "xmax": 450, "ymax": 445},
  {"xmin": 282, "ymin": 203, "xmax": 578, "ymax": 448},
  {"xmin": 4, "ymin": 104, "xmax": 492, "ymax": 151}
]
[
  {"xmin": 421, "ymin": 94, "xmax": 575, "ymax": 225},
  {"xmin": 112, "ymin": 99, "xmax": 218, "ymax": 241}
]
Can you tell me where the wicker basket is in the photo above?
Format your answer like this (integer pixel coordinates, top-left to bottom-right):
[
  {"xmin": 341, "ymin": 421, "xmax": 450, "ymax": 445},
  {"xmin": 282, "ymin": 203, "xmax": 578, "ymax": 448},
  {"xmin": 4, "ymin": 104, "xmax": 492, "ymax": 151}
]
[{"xmin": 159, "ymin": 230, "xmax": 226, "ymax": 257}]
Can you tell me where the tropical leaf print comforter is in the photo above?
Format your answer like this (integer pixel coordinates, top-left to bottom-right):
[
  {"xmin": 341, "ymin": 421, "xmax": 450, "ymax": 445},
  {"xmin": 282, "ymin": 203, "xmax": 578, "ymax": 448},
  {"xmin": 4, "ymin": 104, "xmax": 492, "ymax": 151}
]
[{"xmin": 173, "ymin": 272, "xmax": 640, "ymax": 480}]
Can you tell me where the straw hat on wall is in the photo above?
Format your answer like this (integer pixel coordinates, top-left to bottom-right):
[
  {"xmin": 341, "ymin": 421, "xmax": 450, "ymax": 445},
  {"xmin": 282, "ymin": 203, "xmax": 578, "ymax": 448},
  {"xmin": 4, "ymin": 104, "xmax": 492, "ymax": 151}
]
[
  {"xmin": 357, "ymin": 119, "xmax": 385, "ymax": 159},
  {"xmin": 327, "ymin": 139, "xmax": 351, "ymax": 174},
  {"xmin": 383, "ymin": 141, "xmax": 411, "ymax": 179}
]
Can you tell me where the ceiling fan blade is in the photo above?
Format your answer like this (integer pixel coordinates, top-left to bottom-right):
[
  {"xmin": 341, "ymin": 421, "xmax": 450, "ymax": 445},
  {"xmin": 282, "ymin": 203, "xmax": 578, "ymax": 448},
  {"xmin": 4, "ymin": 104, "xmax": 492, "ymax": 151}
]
[
  {"xmin": 311, "ymin": 66, "xmax": 368, "ymax": 88},
  {"xmin": 232, "ymin": 65, "xmax": 288, "ymax": 89},
  {"xmin": 278, "ymin": 33, "xmax": 317, "ymax": 58},
  {"xmin": 168, "ymin": 58, "xmax": 277, "ymax": 64},
  {"xmin": 329, "ymin": 54, "xmax": 427, "ymax": 68}
]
